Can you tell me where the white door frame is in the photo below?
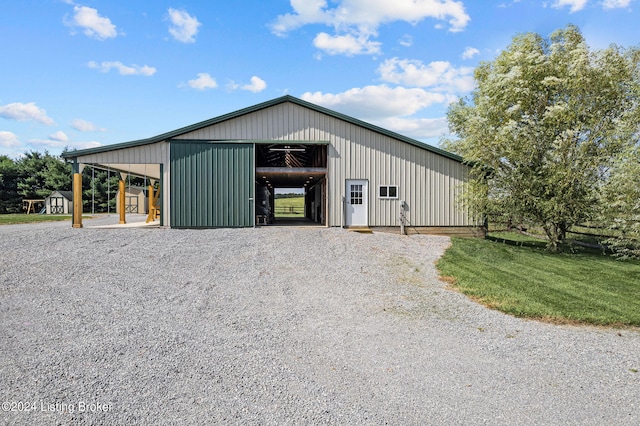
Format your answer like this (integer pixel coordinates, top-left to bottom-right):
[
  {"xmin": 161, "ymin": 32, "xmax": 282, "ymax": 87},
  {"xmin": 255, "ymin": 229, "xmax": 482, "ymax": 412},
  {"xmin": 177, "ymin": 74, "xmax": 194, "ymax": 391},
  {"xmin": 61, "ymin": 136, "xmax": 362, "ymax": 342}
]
[{"xmin": 345, "ymin": 179, "xmax": 368, "ymax": 227}]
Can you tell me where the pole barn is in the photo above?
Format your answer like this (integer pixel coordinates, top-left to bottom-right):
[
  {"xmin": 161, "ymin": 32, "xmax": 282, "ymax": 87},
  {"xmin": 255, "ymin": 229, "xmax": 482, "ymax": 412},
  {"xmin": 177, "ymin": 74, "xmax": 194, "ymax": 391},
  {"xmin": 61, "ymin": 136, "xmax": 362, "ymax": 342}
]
[{"xmin": 62, "ymin": 96, "xmax": 482, "ymax": 234}]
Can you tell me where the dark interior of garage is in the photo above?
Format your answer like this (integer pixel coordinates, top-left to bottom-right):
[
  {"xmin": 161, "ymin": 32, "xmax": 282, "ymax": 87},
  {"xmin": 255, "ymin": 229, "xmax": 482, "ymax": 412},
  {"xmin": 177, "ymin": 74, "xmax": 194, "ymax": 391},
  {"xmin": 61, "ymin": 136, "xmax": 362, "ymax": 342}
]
[{"xmin": 255, "ymin": 143, "xmax": 327, "ymax": 226}]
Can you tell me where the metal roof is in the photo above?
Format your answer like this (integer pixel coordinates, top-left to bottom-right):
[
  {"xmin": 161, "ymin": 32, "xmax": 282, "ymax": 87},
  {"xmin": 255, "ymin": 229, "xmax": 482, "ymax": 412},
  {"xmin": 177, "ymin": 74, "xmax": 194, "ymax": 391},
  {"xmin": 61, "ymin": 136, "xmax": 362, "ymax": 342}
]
[
  {"xmin": 48, "ymin": 190, "xmax": 73, "ymax": 200},
  {"xmin": 61, "ymin": 95, "xmax": 463, "ymax": 163}
]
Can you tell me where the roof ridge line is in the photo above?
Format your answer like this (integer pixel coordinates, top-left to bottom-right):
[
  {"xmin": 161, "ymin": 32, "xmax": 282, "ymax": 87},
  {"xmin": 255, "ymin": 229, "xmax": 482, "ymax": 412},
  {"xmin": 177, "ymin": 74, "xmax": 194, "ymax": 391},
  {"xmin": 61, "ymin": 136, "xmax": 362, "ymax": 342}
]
[{"xmin": 62, "ymin": 95, "xmax": 462, "ymax": 163}]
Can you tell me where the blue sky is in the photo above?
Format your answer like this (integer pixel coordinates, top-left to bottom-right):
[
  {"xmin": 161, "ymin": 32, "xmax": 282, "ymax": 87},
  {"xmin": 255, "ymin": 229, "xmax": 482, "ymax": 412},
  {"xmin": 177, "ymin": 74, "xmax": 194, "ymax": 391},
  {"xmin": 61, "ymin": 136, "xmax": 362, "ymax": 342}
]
[{"xmin": 0, "ymin": 0, "xmax": 637, "ymax": 158}]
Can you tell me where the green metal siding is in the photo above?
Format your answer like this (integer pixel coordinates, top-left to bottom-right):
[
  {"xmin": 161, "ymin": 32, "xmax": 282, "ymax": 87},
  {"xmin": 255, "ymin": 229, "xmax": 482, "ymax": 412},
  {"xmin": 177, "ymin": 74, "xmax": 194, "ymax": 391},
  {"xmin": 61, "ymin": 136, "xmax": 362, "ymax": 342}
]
[{"xmin": 170, "ymin": 142, "xmax": 254, "ymax": 227}]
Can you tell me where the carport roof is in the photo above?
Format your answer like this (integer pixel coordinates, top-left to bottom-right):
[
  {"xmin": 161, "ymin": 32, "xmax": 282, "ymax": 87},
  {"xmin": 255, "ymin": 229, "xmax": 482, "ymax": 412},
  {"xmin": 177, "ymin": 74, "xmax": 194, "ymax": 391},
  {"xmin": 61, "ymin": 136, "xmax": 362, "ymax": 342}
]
[{"xmin": 61, "ymin": 95, "xmax": 464, "ymax": 163}]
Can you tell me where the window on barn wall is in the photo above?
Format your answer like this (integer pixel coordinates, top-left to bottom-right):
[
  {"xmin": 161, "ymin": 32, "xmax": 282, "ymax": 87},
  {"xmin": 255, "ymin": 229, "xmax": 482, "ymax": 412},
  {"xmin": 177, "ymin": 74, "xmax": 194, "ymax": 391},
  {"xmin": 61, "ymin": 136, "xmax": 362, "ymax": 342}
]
[{"xmin": 379, "ymin": 185, "xmax": 398, "ymax": 199}]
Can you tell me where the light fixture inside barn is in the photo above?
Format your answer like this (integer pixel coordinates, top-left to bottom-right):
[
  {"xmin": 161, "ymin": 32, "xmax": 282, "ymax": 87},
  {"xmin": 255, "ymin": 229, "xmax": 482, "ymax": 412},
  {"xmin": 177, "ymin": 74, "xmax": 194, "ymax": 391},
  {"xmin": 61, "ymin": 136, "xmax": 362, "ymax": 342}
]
[{"xmin": 269, "ymin": 146, "xmax": 305, "ymax": 152}]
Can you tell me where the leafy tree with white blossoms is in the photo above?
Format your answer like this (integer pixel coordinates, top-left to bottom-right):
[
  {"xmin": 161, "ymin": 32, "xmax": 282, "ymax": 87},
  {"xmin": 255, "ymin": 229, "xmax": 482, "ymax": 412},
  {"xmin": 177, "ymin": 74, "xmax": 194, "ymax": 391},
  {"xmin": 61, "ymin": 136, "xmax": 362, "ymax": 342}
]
[
  {"xmin": 599, "ymin": 145, "xmax": 640, "ymax": 259},
  {"xmin": 445, "ymin": 25, "xmax": 640, "ymax": 251}
]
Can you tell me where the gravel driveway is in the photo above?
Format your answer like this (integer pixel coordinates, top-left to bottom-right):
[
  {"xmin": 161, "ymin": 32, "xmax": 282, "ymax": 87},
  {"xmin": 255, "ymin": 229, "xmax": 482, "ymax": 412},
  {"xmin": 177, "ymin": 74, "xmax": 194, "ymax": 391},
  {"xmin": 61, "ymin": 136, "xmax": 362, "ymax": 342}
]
[{"xmin": 1, "ymin": 216, "xmax": 639, "ymax": 425}]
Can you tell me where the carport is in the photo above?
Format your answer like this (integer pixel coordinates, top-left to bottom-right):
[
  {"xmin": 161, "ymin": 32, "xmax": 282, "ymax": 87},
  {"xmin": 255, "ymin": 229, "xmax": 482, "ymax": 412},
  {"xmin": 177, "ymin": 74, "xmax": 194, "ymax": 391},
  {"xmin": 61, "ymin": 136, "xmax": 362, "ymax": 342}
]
[{"xmin": 64, "ymin": 141, "xmax": 169, "ymax": 229}]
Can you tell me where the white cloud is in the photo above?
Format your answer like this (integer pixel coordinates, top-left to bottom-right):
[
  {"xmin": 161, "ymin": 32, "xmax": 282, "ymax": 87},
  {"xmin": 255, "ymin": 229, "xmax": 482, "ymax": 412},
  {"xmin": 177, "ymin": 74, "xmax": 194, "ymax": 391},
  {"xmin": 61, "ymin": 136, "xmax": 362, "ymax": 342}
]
[
  {"xmin": 462, "ymin": 46, "xmax": 480, "ymax": 59},
  {"xmin": 602, "ymin": 0, "xmax": 631, "ymax": 8},
  {"xmin": 551, "ymin": 0, "xmax": 589, "ymax": 12},
  {"xmin": 375, "ymin": 116, "xmax": 450, "ymax": 139},
  {"xmin": 301, "ymin": 85, "xmax": 452, "ymax": 120},
  {"xmin": 66, "ymin": 5, "xmax": 117, "ymax": 40},
  {"xmin": 168, "ymin": 8, "xmax": 201, "ymax": 43},
  {"xmin": 187, "ymin": 73, "xmax": 218, "ymax": 90},
  {"xmin": 272, "ymin": 0, "xmax": 470, "ymax": 34},
  {"xmin": 242, "ymin": 76, "xmax": 267, "ymax": 93},
  {"xmin": 0, "ymin": 131, "xmax": 21, "ymax": 148},
  {"xmin": 29, "ymin": 138, "xmax": 101, "ymax": 150},
  {"xmin": 271, "ymin": 0, "xmax": 470, "ymax": 56},
  {"xmin": 313, "ymin": 32, "xmax": 381, "ymax": 55},
  {"xmin": 0, "ymin": 102, "xmax": 55, "ymax": 126},
  {"xmin": 498, "ymin": 0, "xmax": 522, "ymax": 7},
  {"xmin": 71, "ymin": 119, "xmax": 105, "ymax": 132},
  {"xmin": 399, "ymin": 34, "xmax": 413, "ymax": 47},
  {"xmin": 549, "ymin": 0, "xmax": 631, "ymax": 10},
  {"xmin": 28, "ymin": 139, "xmax": 66, "ymax": 148},
  {"xmin": 227, "ymin": 76, "xmax": 268, "ymax": 93},
  {"xmin": 88, "ymin": 61, "xmax": 156, "ymax": 76},
  {"xmin": 378, "ymin": 58, "xmax": 475, "ymax": 92},
  {"xmin": 301, "ymin": 86, "xmax": 454, "ymax": 139},
  {"xmin": 68, "ymin": 141, "xmax": 102, "ymax": 150},
  {"xmin": 49, "ymin": 131, "xmax": 69, "ymax": 142}
]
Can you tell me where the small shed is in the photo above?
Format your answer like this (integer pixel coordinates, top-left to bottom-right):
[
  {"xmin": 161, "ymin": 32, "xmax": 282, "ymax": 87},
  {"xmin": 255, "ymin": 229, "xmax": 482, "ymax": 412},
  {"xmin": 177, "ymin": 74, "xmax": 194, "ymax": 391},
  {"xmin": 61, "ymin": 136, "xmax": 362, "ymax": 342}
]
[
  {"xmin": 115, "ymin": 186, "xmax": 148, "ymax": 214},
  {"xmin": 45, "ymin": 190, "xmax": 73, "ymax": 214}
]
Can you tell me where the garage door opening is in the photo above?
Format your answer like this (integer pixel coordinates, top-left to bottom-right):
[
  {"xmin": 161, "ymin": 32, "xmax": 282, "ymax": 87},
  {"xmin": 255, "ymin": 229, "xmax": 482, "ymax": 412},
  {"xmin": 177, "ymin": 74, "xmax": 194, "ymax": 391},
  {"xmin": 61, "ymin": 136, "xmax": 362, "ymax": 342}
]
[{"xmin": 255, "ymin": 143, "xmax": 327, "ymax": 226}]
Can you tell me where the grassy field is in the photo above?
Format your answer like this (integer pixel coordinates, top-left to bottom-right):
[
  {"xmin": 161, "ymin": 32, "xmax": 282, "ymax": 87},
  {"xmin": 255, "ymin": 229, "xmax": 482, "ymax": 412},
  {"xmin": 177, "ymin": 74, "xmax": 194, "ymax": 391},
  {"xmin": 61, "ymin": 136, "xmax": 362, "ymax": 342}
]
[
  {"xmin": 274, "ymin": 196, "xmax": 304, "ymax": 218},
  {"xmin": 0, "ymin": 214, "xmax": 88, "ymax": 225},
  {"xmin": 437, "ymin": 232, "xmax": 640, "ymax": 327}
]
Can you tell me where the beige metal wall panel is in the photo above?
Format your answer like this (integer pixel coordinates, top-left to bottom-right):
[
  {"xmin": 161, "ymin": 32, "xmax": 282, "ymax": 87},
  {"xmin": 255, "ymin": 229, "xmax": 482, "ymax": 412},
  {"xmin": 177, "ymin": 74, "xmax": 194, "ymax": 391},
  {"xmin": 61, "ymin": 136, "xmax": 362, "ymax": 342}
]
[
  {"xmin": 324, "ymin": 120, "xmax": 473, "ymax": 228},
  {"xmin": 175, "ymin": 103, "xmax": 330, "ymax": 141},
  {"xmin": 175, "ymin": 102, "xmax": 474, "ymax": 227},
  {"xmin": 75, "ymin": 142, "xmax": 169, "ymax": 165}
]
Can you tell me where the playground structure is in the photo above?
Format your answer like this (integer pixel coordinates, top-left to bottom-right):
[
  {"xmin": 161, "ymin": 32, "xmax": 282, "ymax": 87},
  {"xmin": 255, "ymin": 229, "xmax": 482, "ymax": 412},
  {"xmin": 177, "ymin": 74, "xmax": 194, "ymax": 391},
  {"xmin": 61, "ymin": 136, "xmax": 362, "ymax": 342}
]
[{"xmin": 22, "ymin": 199, "xmax": 45, "ymax": 214}]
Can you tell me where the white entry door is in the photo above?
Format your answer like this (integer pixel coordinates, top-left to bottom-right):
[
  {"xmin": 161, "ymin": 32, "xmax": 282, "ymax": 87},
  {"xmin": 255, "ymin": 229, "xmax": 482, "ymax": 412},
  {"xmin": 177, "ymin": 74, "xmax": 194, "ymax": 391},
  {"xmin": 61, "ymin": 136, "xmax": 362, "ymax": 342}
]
[{"xmin": 345, "ymin": 179, "xmax": 368, "ymax": 227}]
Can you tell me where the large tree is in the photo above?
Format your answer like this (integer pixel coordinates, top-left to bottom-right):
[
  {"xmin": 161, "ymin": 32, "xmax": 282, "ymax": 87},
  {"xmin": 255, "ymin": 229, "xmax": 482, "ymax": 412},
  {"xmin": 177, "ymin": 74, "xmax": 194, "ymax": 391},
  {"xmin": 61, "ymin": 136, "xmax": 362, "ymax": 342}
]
[
  {"xmin": 16, "ymin": 151, "xmax": 72, "ymax": 199},
  {"xmin": 82, "ymin": 168, "xmax": 120, "ymax": 213},
  {"xmin": 0, "ymin": 151, "xmax": 131, "ymax": 214},
  {"xmin": 0, "ymin": 155, "xmax": 22, "ymax": 213},
  {"xmin": 445, "ymin": 25, "xmax": 640, "ymax": 250},
  {"xmin": 599, "ymin": 145, "xmax": 640, "ymax": 258}
]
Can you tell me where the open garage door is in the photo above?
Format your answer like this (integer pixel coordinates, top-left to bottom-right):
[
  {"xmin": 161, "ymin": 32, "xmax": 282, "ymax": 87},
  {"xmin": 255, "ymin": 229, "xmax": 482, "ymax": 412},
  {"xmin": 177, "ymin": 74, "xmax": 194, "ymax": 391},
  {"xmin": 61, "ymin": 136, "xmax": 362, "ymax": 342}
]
[{"xmin": 255, "ymin": 143, "xmax": 327, "ymax": 226}]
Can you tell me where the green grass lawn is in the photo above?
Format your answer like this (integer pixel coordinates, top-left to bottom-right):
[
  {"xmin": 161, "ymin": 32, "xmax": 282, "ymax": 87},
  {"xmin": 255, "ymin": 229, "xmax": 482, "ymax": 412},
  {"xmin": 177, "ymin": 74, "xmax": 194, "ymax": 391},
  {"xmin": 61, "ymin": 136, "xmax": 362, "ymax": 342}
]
[
  {"xmin": 0, "ymin": 214, "xmax": 89, "ymax": 225},
  {"xmin": 274, "ymin": 196, "xmax": 304, "ymax": 218},
  {"xmin": 436, "ymin": 233, "xmax": 640, "ymax": 327}
]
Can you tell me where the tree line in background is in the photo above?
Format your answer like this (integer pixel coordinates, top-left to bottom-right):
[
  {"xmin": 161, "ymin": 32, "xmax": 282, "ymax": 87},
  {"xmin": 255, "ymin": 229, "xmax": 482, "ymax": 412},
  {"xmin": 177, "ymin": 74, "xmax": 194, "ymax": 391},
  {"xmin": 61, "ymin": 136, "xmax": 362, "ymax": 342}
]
[
  {"xmin": 0, "ymin": 151, "xmax": 145, "ymax": 214},
  {"xmin": 444, "ymin": 24, "xmax": 640, "ymax": 258},
  {"xmin": 274, "ymin": 193, "xmax": 304, "ymax": 199}
]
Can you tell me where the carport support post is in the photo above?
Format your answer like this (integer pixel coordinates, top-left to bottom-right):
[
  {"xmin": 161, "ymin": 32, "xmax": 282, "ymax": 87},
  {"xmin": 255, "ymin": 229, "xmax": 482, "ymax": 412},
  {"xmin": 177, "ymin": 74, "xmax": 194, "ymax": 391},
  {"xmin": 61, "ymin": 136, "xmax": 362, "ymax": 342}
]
[
  {"xmin": 118, "ymin": 178, "xmax": 126, "ymax": 224},
  {"xmin": 72, "ymin": 172, "xmax": 83, "ymax": 228}
]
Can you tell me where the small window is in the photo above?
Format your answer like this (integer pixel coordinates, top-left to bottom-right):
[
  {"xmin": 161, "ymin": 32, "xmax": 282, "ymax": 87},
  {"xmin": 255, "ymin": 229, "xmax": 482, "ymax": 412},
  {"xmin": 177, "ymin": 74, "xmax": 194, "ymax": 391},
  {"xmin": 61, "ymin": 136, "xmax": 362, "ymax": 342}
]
[
  {"xmin": 350, "ymin": 184, "xmax": 363, "ymax": 205},
  {"xmin": 379, "ymin": 185, "xmax": 398, "ymax": 199}
]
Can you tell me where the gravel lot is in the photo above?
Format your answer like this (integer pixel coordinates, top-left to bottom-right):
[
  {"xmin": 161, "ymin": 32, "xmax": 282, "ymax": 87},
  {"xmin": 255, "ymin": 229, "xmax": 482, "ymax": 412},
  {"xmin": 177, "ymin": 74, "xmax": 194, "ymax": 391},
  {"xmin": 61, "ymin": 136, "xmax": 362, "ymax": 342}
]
[{"xmin": 1, "ymin": 215, "xmax": 639, "ymax": 425}]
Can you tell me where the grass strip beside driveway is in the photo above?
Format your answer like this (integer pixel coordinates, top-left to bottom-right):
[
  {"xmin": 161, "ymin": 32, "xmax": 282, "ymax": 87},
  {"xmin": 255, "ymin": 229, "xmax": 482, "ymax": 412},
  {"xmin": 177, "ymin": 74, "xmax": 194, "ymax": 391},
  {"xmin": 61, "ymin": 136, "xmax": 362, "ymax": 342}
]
[
  {"xmin": 0, "ymin": 214, "xmax": 89, "ymax": 225},
  {"xmin": 437, "ymin": 235, "xmax": 640, "ymax": 327}
]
